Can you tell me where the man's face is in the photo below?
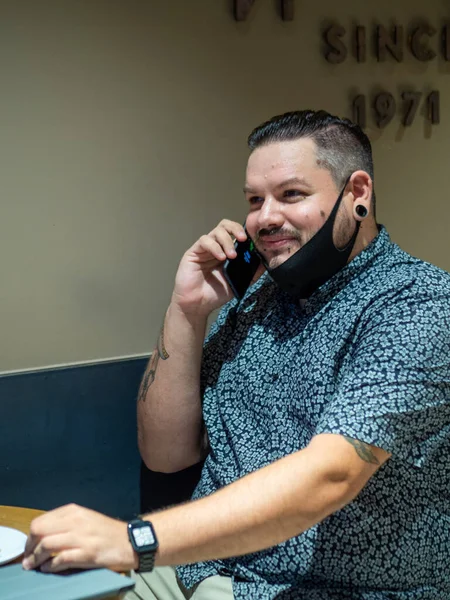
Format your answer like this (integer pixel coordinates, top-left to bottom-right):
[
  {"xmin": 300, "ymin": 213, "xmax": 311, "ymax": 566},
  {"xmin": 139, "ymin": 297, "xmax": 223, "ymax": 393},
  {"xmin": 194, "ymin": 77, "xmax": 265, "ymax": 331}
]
[{"xmin": 244, "ymin": 138, "xmax": 353, "ymax": 269}]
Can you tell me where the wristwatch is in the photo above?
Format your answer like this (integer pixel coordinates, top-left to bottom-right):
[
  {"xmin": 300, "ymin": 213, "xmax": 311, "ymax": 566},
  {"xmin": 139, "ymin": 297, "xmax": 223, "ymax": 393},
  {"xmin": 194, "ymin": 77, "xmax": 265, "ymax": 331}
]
[{"xmin": 127, "ymin": 518, "xmax": 159, "ymax": 572}]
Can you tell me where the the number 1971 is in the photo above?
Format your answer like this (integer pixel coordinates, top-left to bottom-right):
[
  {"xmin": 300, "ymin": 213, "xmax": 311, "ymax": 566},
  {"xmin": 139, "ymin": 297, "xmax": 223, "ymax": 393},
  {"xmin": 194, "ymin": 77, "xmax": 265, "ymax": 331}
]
[{"xmin": 353, "ymin": 91, "xmax": 440, "ymax": 129}]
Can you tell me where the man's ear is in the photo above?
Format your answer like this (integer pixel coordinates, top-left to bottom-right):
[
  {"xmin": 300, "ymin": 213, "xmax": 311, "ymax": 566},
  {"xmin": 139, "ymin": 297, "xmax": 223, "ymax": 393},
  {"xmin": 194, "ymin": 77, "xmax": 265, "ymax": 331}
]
[{"xmin": 349, "ymin": 171, "xmax": 372, "ymax": 220}]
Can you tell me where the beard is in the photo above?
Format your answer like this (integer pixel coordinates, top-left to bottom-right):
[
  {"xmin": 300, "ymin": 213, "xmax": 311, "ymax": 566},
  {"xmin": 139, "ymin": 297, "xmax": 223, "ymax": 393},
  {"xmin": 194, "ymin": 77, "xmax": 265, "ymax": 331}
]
[
  {"xmin": 333, "ymin": 208, "xmax": 354, "ymax": 250},
  {"xmin": 254, "ymin": 206, "xmax": 353, "ymax": 269},
  {"xmin": 253, "ymin": 228, "xmax": 302, "ymax": 269}
]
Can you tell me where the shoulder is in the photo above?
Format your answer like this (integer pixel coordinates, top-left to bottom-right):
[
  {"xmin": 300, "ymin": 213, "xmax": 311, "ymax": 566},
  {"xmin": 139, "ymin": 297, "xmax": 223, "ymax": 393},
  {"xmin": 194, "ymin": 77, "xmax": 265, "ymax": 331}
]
[
  {"xmin": 389, "ymin": 242, "xmax": 450, "ymax": 288},
  {"xmin": 357, "ymin": 242, "xmax": 450, "ymax": 315},
  {"xmin": 346, "ymin": 245, "xmax": 450, "ymax": 359}
]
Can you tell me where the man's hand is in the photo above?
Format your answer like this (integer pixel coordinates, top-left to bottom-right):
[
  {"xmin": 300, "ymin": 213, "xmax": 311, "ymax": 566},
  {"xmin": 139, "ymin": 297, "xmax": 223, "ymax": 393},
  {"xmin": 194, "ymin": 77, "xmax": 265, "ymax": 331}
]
[
  {"xmin": 172, "ymin": 219, "xmax": 248, "ymax": 317},
  {"xmin": 22, "ymin": 504, "xmax": 137, "ymax": 573}
]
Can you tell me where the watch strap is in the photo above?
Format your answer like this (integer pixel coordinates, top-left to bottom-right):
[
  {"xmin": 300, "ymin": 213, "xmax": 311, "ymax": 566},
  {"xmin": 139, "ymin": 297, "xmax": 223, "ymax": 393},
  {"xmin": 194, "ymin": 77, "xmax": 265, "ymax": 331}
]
[{"xmin": 136, "ymin": 550, "xmax": 155, "ymax": 573}]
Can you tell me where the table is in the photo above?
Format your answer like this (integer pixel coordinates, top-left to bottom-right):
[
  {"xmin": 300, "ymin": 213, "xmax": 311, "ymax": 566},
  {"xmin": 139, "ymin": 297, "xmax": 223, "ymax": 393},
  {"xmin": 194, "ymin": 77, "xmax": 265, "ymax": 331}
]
[{"xmin": 0, "ymin": 505, "xmax": 129, "ymax": 599}]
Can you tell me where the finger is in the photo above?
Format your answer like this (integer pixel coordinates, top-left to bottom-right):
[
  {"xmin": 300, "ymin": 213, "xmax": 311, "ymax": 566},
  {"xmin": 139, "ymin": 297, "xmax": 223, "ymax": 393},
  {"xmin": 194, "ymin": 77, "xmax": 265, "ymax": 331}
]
[
  {"xmin": 30, "ymin": 504, "xmax": 79, "ymax": 536},
  {"xmin": 23, "ymin": 533, "xmax": 75, "ymax": 570},
  {"xmin": 196, "ymin": 235, "xmax": 228, "ymax": 261},
  {"xmin": 39, "ymin": 549, "xmax": 95, "ymax": 573},
  {"xmin": 24, "ymin": 533, "xmax": 39, "ymax": 558},
  {"xmin": 25, "ymin": 504, "xmax": 76, "ymax": 556},
  {"xmin": 215, "ymin": 220, "xmax": 247, "ymax": 242},
  {"xmin": 211, "ymin": 227, "xmax": 239, "ymax": 259}
]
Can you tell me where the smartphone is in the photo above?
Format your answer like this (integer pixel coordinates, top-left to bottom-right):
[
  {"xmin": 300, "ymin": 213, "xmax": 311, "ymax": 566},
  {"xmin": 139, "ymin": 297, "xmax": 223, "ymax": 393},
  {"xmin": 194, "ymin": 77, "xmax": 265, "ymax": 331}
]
[{"xmin": 223, "ymin": 230, "xmax": 262, "ymax": 300}]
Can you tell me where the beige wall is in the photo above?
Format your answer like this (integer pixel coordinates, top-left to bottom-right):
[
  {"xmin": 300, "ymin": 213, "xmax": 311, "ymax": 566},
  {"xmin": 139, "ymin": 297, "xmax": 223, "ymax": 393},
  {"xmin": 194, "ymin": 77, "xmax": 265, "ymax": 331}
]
[{"xmin": 1, "ymin": 0, "xmax": 449, "ymax": 372}]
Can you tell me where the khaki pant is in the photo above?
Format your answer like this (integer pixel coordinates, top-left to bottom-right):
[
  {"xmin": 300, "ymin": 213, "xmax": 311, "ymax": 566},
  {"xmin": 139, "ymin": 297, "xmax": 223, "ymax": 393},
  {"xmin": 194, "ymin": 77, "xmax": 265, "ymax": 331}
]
[{"xmin": 124, "ymin": 567, "xmax": 234, "ymax": 600}]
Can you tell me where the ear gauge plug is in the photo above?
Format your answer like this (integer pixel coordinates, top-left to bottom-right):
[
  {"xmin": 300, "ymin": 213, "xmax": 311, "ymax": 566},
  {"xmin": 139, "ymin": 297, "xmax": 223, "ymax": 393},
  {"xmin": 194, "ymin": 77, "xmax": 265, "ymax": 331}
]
[{"xmin": 355, "ymin": 205, "xmax": 368, "ymax": 218}]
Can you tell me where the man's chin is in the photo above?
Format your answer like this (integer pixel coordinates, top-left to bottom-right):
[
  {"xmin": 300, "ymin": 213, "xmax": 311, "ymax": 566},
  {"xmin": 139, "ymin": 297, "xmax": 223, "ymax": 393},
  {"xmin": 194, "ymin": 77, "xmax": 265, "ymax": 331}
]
[
  {"xmin": 257, "ymin": 243, "xmax": 300, "ymax": 269},
  {"xmin": 265, "ymin": 253, "xmax": 292, "ymax": 270}
]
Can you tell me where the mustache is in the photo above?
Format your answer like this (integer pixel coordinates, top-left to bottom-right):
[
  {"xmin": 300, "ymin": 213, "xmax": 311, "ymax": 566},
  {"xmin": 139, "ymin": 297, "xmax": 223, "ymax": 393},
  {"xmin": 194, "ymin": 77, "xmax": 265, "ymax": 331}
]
[{"xmin": 254, "ymin": 227, "xmax": 302, "ymax": 244}]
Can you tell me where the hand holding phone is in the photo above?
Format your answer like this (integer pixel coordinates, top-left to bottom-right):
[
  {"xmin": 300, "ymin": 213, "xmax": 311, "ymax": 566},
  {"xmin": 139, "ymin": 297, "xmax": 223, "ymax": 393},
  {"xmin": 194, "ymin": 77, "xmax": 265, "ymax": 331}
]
[
  {"xmin": 223, "ymin": 229, "xmax": 262, "ymax": 300},
  {"xmin": 172, "ymin": 220, "xmax": 262, "ymax": 316}
]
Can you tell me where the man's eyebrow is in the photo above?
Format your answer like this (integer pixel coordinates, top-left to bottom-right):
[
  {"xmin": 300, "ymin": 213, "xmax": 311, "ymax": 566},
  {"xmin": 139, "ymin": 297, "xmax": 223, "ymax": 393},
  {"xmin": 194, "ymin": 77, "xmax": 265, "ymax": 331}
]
[
  {"xmin": 273, "ymin": 177, "xmax": 311, "ymax": 191},
  {"xmin": 243, "ymin": 177, "xmax": 311, "ymax": 194}
]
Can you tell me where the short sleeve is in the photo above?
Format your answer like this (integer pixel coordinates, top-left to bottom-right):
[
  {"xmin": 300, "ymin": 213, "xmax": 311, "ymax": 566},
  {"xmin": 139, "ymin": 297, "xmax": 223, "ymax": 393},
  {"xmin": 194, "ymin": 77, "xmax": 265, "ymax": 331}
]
[{"xmin": 315, "ymin": 291, "xmax": 450, "ymax": 467}]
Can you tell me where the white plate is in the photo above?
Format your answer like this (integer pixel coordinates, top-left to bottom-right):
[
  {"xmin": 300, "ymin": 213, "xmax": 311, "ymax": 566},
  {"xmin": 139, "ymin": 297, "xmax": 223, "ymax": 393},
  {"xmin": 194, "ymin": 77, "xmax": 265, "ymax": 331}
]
[{"xmin": 0, "ymin": 526, "xmax": 27, "ymax": 566}]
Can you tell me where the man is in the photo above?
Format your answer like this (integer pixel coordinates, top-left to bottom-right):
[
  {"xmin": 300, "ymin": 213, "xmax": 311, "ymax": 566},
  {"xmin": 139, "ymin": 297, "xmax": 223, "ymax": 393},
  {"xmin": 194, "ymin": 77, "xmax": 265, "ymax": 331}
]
[{"xmin": 23, "ymin": 110, "xmax": 450, "ymax": 599}]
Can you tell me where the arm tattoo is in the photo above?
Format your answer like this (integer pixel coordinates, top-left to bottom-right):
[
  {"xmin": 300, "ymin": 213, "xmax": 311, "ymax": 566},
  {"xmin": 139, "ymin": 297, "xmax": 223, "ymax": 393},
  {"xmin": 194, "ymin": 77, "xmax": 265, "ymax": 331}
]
[
  {"xmin": 138, "ymin": 349, "xmax": 159, "ymax": 403},
  {"xmin": 157, "ymin": 322, "xmax": 169, "ymax": 360},
  {"xmin": 138, "ymin": 325, "xmax": 170, "ymax": 403},
  {"xmin": 343, "ymin": 436, "xmax": 380, "ymax": 465}
]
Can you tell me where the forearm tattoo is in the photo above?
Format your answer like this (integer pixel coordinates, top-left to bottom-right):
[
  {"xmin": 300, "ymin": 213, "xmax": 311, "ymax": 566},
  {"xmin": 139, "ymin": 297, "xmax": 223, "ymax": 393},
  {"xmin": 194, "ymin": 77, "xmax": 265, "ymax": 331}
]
[
  {"xmin": 343, "ymin": 436, "xmax": 380, "ymax": 465},
  {"xmin": 138, "ymin": 325, "xmax": 170, "ymax": 403}
]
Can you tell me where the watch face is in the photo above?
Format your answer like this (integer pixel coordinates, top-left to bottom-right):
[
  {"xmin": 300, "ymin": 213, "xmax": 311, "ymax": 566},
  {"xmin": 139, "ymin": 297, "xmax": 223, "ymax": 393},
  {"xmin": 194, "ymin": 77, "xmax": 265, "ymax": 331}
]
[{"xmin": 132, "ymin": 525, "xmax": 155, "ymax": 548}]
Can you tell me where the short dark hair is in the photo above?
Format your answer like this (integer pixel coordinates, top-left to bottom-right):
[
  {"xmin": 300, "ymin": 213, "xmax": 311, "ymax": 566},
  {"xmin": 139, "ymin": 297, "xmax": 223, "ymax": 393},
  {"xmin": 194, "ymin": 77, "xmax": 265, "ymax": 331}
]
[{"xmin": 247, "ymin": 110, "xmax": 376, "ymax": 214}]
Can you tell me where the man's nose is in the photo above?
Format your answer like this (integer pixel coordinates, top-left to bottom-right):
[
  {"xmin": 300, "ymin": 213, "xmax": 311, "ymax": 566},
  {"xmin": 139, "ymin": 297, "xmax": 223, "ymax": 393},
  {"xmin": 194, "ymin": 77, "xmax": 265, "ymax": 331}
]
[{"xmin": 256, "ymin": 197, "xmax": 284, "ymax": 231}]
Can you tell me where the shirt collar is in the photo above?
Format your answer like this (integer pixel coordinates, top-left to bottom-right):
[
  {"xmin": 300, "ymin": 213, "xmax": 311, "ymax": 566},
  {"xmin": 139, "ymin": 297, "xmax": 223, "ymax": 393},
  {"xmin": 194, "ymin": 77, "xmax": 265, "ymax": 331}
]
[
  {"xmin": 237, "ymin": 226, "xmax": 392, "ymax": 315},
  {"xmin": 300, "ymin": 225, "xmax": 392, "ymax": 314}
]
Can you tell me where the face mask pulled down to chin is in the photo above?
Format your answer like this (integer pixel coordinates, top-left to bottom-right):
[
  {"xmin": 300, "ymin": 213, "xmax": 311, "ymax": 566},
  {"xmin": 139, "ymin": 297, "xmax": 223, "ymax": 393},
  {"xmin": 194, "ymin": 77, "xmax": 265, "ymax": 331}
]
[{"xmin": 263, "ymin": 179, "xmax": 360, "ymax": 299}]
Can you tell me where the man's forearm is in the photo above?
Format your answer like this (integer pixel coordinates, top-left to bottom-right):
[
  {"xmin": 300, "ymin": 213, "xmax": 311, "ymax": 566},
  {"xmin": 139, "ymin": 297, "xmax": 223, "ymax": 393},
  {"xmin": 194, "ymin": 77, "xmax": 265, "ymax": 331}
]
[
  {"xmin": 146, "ymin": 440, "xmax": 374, "ymax": 567},
  {"xmin": 137, "ymin": 301, "xmax": 209, "ymax": 472},
  {"xmin": 20, "ymin": 435, "xmax": 387, "ymax": 574}
]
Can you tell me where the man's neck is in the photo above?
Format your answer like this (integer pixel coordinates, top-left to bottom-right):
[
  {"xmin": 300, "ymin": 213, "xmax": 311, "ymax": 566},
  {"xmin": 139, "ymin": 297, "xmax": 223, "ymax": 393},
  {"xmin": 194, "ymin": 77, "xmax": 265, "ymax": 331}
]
[{"xmin": 348, "ymin": 219, "xmax": 379, "ymax": 262}]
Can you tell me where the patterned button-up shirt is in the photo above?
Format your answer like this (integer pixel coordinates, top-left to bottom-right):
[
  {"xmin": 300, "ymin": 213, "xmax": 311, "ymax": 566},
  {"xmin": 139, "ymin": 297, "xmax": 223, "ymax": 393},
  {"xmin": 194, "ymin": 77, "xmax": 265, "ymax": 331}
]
[{"xmin": 177, "ymin": 227, "xmax": 450, "ymax": 599}]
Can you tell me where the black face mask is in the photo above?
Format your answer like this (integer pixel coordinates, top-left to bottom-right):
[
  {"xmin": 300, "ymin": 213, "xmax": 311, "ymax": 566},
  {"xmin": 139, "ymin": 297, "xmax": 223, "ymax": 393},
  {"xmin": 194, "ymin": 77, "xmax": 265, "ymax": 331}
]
[{"xmin": 265, "ymin": 179, "xmax": 360, "ymax": 299}]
